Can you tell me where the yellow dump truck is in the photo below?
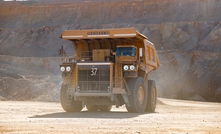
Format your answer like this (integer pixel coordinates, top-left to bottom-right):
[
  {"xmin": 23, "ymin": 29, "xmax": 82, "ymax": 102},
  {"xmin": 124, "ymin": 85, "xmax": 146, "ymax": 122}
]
[{"xmin": 59, "ymin": 28, "xmax": 160, "ymax": 113}]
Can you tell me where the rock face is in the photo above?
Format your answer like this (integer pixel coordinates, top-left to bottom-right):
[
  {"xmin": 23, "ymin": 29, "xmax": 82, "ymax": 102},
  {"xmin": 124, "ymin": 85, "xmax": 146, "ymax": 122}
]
[
  {"xmin": 0, "ymin": 0, "xmax": 221, "ymax": 102},
  {"xmin": 0, "ymin": 75, "xmax": 61, "ymax": 101}
]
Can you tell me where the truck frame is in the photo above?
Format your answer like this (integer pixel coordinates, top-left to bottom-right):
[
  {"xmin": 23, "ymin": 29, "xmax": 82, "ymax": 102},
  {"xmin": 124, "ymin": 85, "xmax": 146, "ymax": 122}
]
[{"xmin": 59, "ymin": 28, "xmax": 160, "ymax": 113}]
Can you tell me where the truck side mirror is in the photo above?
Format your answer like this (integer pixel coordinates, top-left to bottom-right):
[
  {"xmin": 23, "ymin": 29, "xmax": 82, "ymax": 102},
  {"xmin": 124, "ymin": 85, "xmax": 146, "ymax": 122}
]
[
  {"xmin": 139, "ymin": 48, "xmax": 142, "ymax": 57},
  {"xmin": 58, "ymin": 46, "xmax": 64, "ymax": 56}
]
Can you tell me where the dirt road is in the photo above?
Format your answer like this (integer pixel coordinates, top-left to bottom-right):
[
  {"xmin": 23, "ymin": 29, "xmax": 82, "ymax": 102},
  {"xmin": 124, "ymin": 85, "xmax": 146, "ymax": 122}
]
[{"xmin": 0, "ymin": 98, "xmax": 221, "ymax": 134}]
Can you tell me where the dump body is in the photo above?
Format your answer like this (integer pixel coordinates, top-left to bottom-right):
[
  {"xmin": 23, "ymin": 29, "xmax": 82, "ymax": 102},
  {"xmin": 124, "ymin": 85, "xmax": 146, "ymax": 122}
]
[
  {"xmin": 61, "ymin": 28, "xmax": 160, "ymax": 72},
  {"xmin": 59, "ymin": 28, "xmax": 160, "ymax": 113}
]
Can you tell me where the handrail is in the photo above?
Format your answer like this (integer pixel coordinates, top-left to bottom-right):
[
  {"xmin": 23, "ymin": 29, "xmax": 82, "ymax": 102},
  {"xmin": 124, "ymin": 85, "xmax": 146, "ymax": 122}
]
[{"xmin": 58, "ymin": 46, "xmax": 70, "ymax": 62}]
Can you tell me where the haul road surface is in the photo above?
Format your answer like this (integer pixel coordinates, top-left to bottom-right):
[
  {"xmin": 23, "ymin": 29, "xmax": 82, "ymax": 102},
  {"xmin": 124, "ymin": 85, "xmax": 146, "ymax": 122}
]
[{"xmin": 0, "ymin": 98, "xmax": 221, "ymax": 134}]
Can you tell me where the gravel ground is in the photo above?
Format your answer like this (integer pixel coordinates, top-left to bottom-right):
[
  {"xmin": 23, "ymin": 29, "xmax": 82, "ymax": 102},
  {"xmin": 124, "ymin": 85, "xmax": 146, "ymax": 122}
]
[{"xmin": 0, "ymin": 98, "xmax": 221, "ymax": 134}]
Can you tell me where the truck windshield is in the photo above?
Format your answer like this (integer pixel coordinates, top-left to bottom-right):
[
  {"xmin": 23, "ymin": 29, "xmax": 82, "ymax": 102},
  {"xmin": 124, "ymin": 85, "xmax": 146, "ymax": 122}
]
[{"xmin": 116, "ymin": 47, "xmax": 135, "ymax": 56}]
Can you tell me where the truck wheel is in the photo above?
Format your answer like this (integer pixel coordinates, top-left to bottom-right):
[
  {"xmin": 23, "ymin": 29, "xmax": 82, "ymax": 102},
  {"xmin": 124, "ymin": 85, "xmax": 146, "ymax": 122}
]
[
  {"xmin": 86, "ymin": 105, "xmax": 98, "ymax": 112},
  {"xmin": 145, "ymin": 80, "xmax": 157, "ymax": 112},
  {"xmin": 98, "ymin": 105, "xmax": 112, "ymax": 112},
  {"xmin": 60, "ymin": 84, "xmax": 83, "ymax": 112},
  {"xmin": 126, "ymin": 77, "xmax": 147, "ymax": 113}
]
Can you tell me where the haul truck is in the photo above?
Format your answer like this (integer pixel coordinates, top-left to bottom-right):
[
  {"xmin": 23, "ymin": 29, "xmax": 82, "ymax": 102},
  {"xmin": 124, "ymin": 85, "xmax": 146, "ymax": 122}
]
[{"xmin": 59, "ymin": 28, "xmax": 160, "ymax": 113}]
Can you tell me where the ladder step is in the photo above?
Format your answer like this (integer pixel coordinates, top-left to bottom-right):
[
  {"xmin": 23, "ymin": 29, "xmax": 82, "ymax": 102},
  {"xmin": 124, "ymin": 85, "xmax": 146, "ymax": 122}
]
[{"xmin": 66, "ymin": 69, "xmax": 76, "ymax": 106}]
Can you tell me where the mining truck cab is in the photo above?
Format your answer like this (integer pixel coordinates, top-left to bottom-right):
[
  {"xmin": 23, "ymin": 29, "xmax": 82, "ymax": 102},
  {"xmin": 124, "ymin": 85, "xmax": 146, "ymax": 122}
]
[
  {"xmin": 59, "ymin": 28, "xmax": 160, "ymax": 113},
  {"xmin": 115, "ymin": 45, "xmax": 139, "ymax": 78}
]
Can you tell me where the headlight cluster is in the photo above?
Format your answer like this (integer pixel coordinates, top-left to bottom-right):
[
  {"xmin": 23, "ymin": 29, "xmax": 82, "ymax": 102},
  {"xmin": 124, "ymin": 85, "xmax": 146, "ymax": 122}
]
[
  {"xmin": 123, "ymin": 65, "xmax": 129, "ymax": 70},
  {"xmin": 60, "ymin": 66, "xmax": 71, "ymax": 72},
  {"xmin": 123, "ymin": 65, "xmax": 135, "ymax": 71}
]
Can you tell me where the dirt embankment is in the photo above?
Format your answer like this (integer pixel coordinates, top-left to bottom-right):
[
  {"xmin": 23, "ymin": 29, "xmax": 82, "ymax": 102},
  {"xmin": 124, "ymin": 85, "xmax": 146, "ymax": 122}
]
[
  {"xmin": 0, "ymin": 56, "xmax": 62, "ymax": 101},
  {"xmin": 0, "ymin": 0, "xmax": 221, "ymax": 102}
]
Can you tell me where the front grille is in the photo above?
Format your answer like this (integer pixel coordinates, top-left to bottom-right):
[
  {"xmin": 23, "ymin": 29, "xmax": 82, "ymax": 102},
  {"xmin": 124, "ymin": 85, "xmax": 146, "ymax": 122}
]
[{"xmin": 78, "ymin": 65, "xmax": 110, "ymax": 92}]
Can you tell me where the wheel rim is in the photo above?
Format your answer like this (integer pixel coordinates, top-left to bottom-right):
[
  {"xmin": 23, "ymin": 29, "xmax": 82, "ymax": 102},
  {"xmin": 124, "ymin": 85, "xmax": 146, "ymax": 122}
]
[
  {"xmin": 137, "ymin": 86, "xmax": 144, "ymax": 105},
  {"xmin": 152, "ymin": 87, "xmax": 156, "ymax": 106}
]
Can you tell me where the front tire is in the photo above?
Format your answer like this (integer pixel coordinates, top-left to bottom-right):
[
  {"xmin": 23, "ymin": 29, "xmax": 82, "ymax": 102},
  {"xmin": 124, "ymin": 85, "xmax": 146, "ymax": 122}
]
[
  {"xmin": 145, "ymin": 80, "xmax": 157, "ymax": 112},
  {"xmin": 86, "ymin": 105, "xmax": 98, "ymax": 112},
  {"xmin": 98, "ymin": 105, "xmax": 112, "ymax": 112},
  {"xmin": 60, "ymin": 84, "xmax": 83, "ymax": 112},
  {"xmin": 126, "ymin": 77, "xmax": 147, "ymax": 113}
]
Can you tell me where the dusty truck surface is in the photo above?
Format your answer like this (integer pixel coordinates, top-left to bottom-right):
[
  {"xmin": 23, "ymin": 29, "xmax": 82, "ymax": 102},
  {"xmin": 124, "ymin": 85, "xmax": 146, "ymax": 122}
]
[{"xmin": 59, "ymin": 28, "xmax": 160, "ymax": 113}]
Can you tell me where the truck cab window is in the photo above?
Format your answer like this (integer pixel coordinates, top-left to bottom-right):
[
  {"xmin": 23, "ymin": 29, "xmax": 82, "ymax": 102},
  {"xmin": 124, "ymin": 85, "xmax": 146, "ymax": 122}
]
[{"xmin": 116, "ymin": 47, "xmax": 135, "ymax": 56}]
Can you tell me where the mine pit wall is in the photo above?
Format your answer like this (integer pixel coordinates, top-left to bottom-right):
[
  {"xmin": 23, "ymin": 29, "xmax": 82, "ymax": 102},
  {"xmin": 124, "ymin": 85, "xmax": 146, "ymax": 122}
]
[
  {"xmin": 0, "ymin": 0, "xmax": 221, "ymax": 102},
  {"xmin": 0, "ymin": 0, "xmax": 221, "ymax": 29}
]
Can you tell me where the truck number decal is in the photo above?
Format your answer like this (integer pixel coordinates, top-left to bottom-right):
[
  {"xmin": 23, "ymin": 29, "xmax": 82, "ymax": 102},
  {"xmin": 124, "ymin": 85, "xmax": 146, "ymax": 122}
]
[{"xmin": 91, "ymin": 68, "xmax": 97, "ymax": 76}]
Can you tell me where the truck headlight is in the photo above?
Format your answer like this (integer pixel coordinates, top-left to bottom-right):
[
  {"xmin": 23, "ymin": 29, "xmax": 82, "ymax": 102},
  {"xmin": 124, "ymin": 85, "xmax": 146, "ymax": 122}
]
[
  {"xmin": 123, "ymin": 65, "xmax": 129, "ymax": 71},
  {"xmin": 60, "ymin": 66, "xmax": 65, "ymax": 72},
  {"xmin": 66, "ymin": 66, "xmax": 71, "ymax": 72},
  {"xmin": 130, "ymin": 65, "xmax": 135, "ymax": 70}
]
